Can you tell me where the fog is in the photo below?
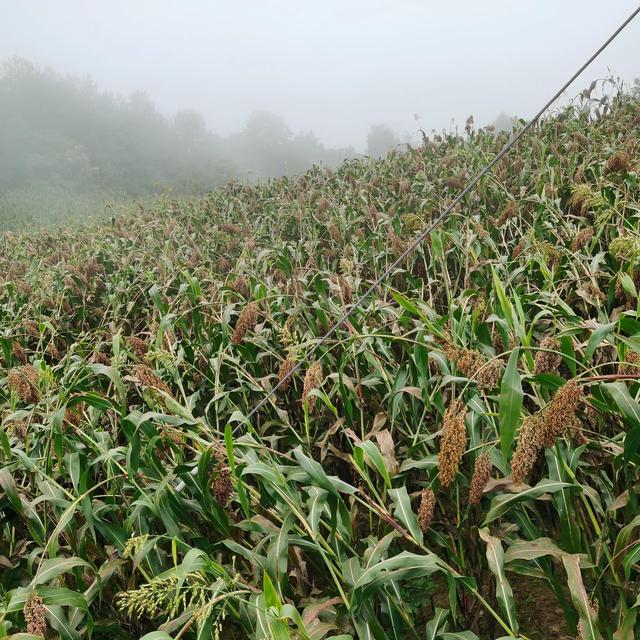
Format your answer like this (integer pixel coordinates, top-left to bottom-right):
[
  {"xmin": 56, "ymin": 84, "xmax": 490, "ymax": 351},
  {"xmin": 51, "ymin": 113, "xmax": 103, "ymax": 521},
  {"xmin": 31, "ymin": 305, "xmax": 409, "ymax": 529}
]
[
  {"xmin": 1, "ymin": 1, "xmax": 639, "ymax": 226},
  {"xmin": 4, "ymin": 1, "xmax": 639, "ymax": 148}
]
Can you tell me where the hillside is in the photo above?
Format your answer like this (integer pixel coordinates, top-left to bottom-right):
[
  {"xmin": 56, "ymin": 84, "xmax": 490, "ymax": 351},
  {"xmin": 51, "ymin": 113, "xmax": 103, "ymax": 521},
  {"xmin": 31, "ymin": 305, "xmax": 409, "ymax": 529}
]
[
  {"xmin": 1, "ymin": 87, "xmax": 640, "ymax": 640},
  {"xmin": 0, "ymin": 58, "xmax": 356, "ymax": 230}
]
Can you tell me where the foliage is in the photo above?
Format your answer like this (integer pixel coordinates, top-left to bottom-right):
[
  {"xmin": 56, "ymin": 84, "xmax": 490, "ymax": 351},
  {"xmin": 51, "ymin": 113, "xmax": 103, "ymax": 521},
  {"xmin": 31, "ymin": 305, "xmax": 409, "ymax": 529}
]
[
  {"xmin": 0, "ymin": 57, "xmax": 357, "ymax": 229},
  {"xmin": 1, "ymin": 82, "xmax": 640, "ymax": 639}
]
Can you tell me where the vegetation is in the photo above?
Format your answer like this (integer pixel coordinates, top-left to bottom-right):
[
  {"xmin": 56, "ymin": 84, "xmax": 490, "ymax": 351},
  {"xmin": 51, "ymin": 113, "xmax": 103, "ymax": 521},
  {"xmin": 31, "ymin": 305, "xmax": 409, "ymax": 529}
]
[
  {"xmin": 1, "ymin": 83, "xmax": 640, "ymax": 640},
  {"xmin": 0, "ymin": 58, "xmax": 356, "ymax": 229}
]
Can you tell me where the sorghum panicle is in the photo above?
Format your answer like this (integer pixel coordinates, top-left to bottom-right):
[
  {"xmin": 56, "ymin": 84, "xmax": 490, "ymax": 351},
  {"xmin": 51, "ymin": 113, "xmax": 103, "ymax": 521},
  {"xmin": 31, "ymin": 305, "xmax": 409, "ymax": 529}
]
[
  {"xmin": 8, "ymin": 365, "xmax": 40, "ymax": 404},
  {"xmin": 212, "ymin": 465, "xmax": 233, "ymax": 506},
  {"xmin": 278, "ymin": 355, "xmax": 296, "ymax": 392},
  {"xmin": 534, "ymin": 337, "xmax": 562, "ymax": 375},
  {"xmin": 417, "ymin": 488, "xmax": 436, "ymax": 532},
  {"xmin": 126, "ymin": 336, "xmax": 148, "ymax": 358},
  {"xmin": 511, "ymin": 238, "xmax": 526, "ymax": 259},
  {"xmin": 618, "ymin": 349, "xmax": 640, "ymax": 375},
  {"xmin": 135, "ymin": 364, "xmax": 172, "ymax": 396},
  {"xmin": 510, "ymin": 414, "xmax": 544, "ymax": 484},
  {"xmin": 231, "ymin": 275, "xmax": 250, "ymax": 299},
  {"xmin": 605, "ymin": 151, "xmax": 630, "ymax": 174},
  {"xmin": 231, "ymin": 303, "xmax": 258, "ymax": 345},
  {"xmin": 438, "ymin": 400, "xmax": 467, "ymax": 488},
  {"xmin": 12, "ymin": 342, "xmax": 27, "ymax": 364},
  {"xmin": 476, "ymin": 359, "xmax": 502, "ymax": 391},
  {"xmin": 571, "ymin": 227, "xmax": 594, "ymax": 251},
  {"xmin": 496, "ymin": 201, "xmax": 517, "ymax": 227},
  {"xmin": 302, "ymin": 362, "xmax": 323, "ymax": 411},
  {"xmin": 540, "ymin": 380, "xmax": 583, "ymax": 448},
  {"xmin": 24, "ymin": 593, "xmax": 47, "ymax": 637},
  {"xmin": 469, "ymin": 452, "xmax": 492, "ymax": 505}
]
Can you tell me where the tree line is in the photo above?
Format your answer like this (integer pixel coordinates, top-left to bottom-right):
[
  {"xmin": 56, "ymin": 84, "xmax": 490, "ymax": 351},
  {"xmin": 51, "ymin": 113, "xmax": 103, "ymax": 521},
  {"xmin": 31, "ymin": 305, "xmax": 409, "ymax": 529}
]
[{"xmin": 0, "ymin": 57, "xmax": 363, "ymax": 198}]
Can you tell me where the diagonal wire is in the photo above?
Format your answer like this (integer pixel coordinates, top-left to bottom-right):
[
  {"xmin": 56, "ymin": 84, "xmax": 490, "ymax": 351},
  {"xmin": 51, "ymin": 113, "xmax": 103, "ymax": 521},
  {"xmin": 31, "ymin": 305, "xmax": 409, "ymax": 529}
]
[{"xmin": 175, "ymin": 5, "xmax": 640, "ymax": 492}]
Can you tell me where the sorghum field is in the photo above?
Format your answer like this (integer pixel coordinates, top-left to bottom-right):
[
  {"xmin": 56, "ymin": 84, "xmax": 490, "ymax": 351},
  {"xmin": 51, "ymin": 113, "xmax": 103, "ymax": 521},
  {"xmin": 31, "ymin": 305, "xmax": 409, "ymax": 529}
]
[{"xmin": 2, "ymin": 87, "xmax": 640, "ymax": 640}]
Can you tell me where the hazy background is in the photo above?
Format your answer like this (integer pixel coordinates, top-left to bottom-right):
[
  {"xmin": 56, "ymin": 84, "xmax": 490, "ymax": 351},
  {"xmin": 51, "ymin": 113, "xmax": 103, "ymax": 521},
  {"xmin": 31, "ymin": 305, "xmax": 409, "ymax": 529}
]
[{"xmin": 1, "ymin": 1, "xmax": 639, "ymax": 227}]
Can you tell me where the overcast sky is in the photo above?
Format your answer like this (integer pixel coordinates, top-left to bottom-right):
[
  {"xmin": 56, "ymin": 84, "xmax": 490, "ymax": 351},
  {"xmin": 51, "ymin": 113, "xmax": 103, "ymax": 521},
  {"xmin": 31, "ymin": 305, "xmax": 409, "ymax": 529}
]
[{"xmin": 2, "ymin": 1, "xmax": 639, "ymax": 150}]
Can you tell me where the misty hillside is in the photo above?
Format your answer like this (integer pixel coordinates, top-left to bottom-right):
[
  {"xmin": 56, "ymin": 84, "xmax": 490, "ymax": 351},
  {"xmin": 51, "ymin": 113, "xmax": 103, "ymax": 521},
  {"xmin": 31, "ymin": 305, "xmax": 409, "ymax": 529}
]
[
  {"xmin": 2, "ymin": 84, "xmax": 640, "ymax": 638},
  {"xmin": 0, "ymin": 58, "xmax": 360, "ymax": 227}
]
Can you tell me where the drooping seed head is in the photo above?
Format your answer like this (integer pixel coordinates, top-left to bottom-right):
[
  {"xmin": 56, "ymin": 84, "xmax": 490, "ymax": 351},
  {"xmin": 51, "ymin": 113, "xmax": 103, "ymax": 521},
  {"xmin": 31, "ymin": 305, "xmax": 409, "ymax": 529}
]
[
  {"xmin": 539, "ymin": 380, "xmax": 583, "ymax": 448},
  {"xmin": 220, "ymin": 223, "xmax": 242, "ymax": 234},
  {"xmin": 338, "ymin": 276, "xmax": 352, "ymax": 305},
  {"xmin": 438, "ymin": 399, "xmax": 467, "ymax": 488},
  {"xmin": 604, "ymin": 151, "xmax": 630, "ymax": 174},
  {"xmin": 277, "ymin": 355, "xmax": 297, "ymax": 392},
  {"xmin": 417, "ymin": 488, "xmax": 436, "ymax": 532},
  {"xmin": 618, "ymin": 349, "xmax": 640, "ymax": 376},
  {"xmin": 510, "ymin": 413, "xmax": 545, "ymax": 484},
  {"xmin": 7, "ymin": 365, "xmax": 40, "ymax": 404},
  {"xmin": 91, "ymin": 351, "xmax": 110, "ymax": 365},
  {"xmin": 135, "ymin": 364, "xmax": 172, "ymax": 396},
  {"xmin": 12, "ymin": 342, "xmax": 27, "ymax": 364},
  {"xmin": 212, "ymin": 465, "xmax": 233, "ymax": 506},
  {"xmin": 445, "ymin": 345, "xmax": 499, "ymax": 390},
  {"xmin": 302, "ymin": 362, "xmax": 323, "ymax": 411},
  {"xmin": 609, "ymin": 235, "xmax": 638, "ymax": 262},
  {"xmin": 469, "ymin": 452, "xmax": 492, "ymax": 505},
  {"xmin": 511, "ymin": 238, "xmax": 526, "ymax": 259},
  {"xmin": 571, "ymin": 227, "xmax": 594, "ymax": 251},
  {"xmin": 216, "ymin": 257, "xmax": 232, "ymax": 273},
  {"xmin": 534, "ymin": 337, "xmax": 562, "ymax": 375},
  {"xmin": 476, "ymin": 359, "xmax": 502, "ymax": 391},
  {"xmin": 126, "ymin": 336, "xmax": 148, "ymax": 358},
  {"xmin": 231, "ymin": 303, "xmax": 258, "ymax": 345},
  {"xmin": 231, "ymin": 275, "xmax": 250, "ymax": 299},
  {"xmin": 24, "ymin": 592, "xmax": 47, "ymax": 637},
  {"xmin": 496, "ymin": 201, "xmax": 517, "ymax": 227}
]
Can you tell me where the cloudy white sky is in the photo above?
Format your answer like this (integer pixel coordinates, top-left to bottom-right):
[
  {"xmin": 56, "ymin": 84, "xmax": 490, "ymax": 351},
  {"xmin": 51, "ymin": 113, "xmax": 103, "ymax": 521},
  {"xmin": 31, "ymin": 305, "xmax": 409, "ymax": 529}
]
[{"xmin": 2, "ymin": 1, "xmax": 639, "ymax": 150}]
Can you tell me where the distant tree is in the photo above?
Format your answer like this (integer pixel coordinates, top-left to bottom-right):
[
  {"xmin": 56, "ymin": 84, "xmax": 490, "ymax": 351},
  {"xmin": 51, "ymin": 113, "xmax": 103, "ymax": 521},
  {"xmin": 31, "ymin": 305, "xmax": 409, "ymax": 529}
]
[
  {"xmin": 242, "ymin": 110, "xmax": 291, "ymax": 147},
  {"xmin": 366, "ymin": 124, "xmax": 399, "ymax": 158},
  {"xmin": 491, "ymin": 112, "xmax": 518, "ymax": 133},
  {"xmin": 174, "ymin": 109, "xmax": 208, "ymax": 147},
  {"xmin": 0, "ymin": 57, "xmax": 357, "ymax": 200}
]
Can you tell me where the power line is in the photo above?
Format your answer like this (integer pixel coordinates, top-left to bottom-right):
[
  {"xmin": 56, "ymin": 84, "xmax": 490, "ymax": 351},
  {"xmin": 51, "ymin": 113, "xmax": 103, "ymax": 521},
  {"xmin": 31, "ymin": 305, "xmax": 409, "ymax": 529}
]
[{"xmin": 175, "ymin": 5, "xmax": 640, "ymax": 493}]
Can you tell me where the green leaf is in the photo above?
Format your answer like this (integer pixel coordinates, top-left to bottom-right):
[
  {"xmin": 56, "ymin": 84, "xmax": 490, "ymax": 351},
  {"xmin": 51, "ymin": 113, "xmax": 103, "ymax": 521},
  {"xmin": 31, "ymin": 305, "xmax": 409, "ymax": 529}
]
[
  {"xmin": 499, "ymin": 348, "xmax": 522, "ymax": 462},
  {"xmin": 623, "ymin": 542, "xmax": 640, "ymax": 579},
  {"xmin": 352, "ymin": 551, "xmax": 442, "ymax": 602},
  {"xmin": 68, "ymin": 392, "xmax": 112, "ymax": 411},
  {"xmin": 0, "ymin": 468, "xmax": 25, "ymax": 514},
  {"xmin": 356, "ymin": 440, "xmax": 392, "ymax": 489},
  {"xmin": 391, "ymin": 290, "xmax": 429, "ymax": 322},
  {"xmin": 425, "ymin": 607, "xmax": 449, "ymax": 640},
  {"xmin": 293, "ymin": 447, "xmax": 339, "ymax": 496},
  {"xmin": 614, "ymin": 515, "xmax": 640, "ymax": 572},
  {"xmin": 479, "ymin": 528, "xmax": 518, "ymax": 634},
  {"xmin": 5, "ymin": 586, "xmax": 86, "ymax": 613},
  {"xmin": 614, "ymin": 604, "xmax": 638, "ymax": 640},
  {"xmin": 225, "ymin": 422, "xmax": 250, "ymax": 518},
  {"xmin": 31, "ymin": 557, "xmax": 91, "ymax": 587},
  {"xmin": 603, "ymin": 382, "xmax": 640, "ymax": 426},
  {"xmin": 505, "ymin": 537, "xmax": 578, "ymax": 563},
  {"xmin": 263, "ymin": 571, "xmax": 281, "ymax": 612},
  {"xmin": 562, "ymin": 554, "xmax": 602, "ymax": 640},
  {"xmin": 483, "ymin": 479, "xmax": 573, "ymax": 525},
  {"xmin": 584, "ymin": 321, "xmax": 616, "ymax": 363},
  {"xmin": 388, "ymin": 486, "xmax": 423, "ymax": 543},
  {"xmin": 492, "ymin": 268, "xmax": 514, "ymax": 328},
  {"xmin": 266, "ymin": 512, "xmax": 294, "ymax": 594}
]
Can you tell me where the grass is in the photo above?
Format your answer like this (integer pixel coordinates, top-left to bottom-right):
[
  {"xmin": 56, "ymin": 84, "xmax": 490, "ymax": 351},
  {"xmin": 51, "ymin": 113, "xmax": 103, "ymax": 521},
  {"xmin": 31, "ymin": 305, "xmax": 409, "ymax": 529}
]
[{"xmin": 1, "ymin": 84, "xmax": 640, "ymax": 640}]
